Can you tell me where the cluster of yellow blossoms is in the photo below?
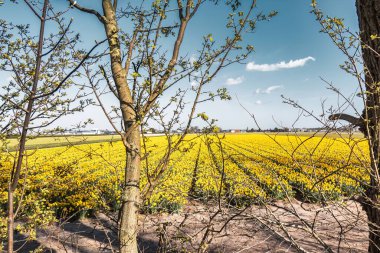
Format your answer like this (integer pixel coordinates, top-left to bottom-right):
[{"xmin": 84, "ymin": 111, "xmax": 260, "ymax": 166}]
[{"xmin": 0, "ymin": 133, "xmax": 370, "ymax": 237}]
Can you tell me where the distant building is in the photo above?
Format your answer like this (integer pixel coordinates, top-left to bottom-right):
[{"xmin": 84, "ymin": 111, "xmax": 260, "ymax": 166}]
[
  {"xmin": 62, "ymin": 129, "xmax": 104, "ymax": 135},
  {"xmin": 79, "ymin": 129, "xmax": 102, "ymax": 135}
]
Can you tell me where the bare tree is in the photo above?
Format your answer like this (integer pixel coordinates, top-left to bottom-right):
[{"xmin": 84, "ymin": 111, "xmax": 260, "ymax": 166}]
[
  {"xmin": 0, "ymin": 1, "xmax": 105, "ymax": 251},
  {"xmin": 66, "ymin": 0, "xmax": 278, "ymax": 251},
  {"xmin": 309, "ymin": 0, "xmax": 380, "ymax": 251}
]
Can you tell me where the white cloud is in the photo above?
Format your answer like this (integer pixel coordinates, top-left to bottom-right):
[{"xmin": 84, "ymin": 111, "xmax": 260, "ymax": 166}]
[
  {"xmin": 246, "ymin": 56, "xmax": 316, "ymax": 72},
  {"xmin": 255, "ymin": 100, "xmax": 262, "ymax": 105},
  {"xmin": 225, "ymin": 76, "xmax": 244, "ymax": 86},
  {"xmin": 256, "ymin": 85, "xmax": 283, "ymax": 94}
]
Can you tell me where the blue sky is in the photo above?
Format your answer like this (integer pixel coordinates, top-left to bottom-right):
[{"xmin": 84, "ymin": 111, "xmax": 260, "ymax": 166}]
[{"xmin": 0, "ymin": 0, "xmax": 361, "ymax": 130}]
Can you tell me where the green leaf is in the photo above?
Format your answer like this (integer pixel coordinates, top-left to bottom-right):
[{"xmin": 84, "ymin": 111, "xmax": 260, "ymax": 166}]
[
  {"xmin": 197, "ymin": 112, "xmax": 209, "ymax": 121},
  {"xmin": 208, "ymin": 34, "xmax": 214, "ymax": 42},
  {"xmin": 131, "ymin": 72, "xmax": 141, "ymax": 78},
  {"xmin": 370, "ymin": 34, "xmax": 380, "ymax": 40}
]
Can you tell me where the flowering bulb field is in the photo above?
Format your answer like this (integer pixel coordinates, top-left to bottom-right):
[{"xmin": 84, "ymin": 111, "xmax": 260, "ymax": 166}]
[{"xmin": 0, "ymin": 133, "xmax": 369, "ymax": 238}]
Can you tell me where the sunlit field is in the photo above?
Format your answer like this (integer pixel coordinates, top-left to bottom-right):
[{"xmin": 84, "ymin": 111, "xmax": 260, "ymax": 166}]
[
  {"xmin": 1, "ymin": 0, "xmax": 377, "ymax": 250},
  {"xmin": 0, "ymin": 133, "xmax": 369, "ymax": 216},
  {"xmin": 3, "ymin": 135, "xmax": 121, "ymax": 151}
]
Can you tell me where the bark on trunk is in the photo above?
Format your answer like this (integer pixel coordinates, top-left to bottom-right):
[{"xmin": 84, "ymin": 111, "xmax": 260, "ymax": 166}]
[
  {"xmin": 7, "ymin": 1, "xmax": 48, "ymax": 251},
  {"xmin": 356, "ymin": 0, "xmax": 380, "ymax": 252},
  {"xmin": 119, "ymin": 126, "xmax": 141, "ymax": 253},
  {"xmin": 101, "ymin": 1, "xmax": 140, "ymax": 252},
  {"xmin": 363, "ymin": 197, "xmax": 380, "ymax": 253},
  {"xmin": 100, "ymin": 1, "xmax": 190, "ymax": 251},
  {"xmin": 7, "ymin": 187, "xmax": 13, "ymax": 253}
]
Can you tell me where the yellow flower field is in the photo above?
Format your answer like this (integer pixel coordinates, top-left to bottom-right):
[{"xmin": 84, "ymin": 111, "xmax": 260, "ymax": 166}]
[{"xmin": 0, "ymin": 133, "xmax": 370, "ymax": 237}]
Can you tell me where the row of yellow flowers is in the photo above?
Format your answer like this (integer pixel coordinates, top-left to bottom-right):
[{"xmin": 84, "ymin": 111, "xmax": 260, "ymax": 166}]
[{"xmin": 0, "ymin": 133, "xmax": 370, "ymax": 241}]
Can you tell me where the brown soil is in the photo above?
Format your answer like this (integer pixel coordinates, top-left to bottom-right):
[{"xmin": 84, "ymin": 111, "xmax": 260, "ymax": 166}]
[{"xmin": 7, "ymin": 200, "xmax": 368, "ymax": 253}]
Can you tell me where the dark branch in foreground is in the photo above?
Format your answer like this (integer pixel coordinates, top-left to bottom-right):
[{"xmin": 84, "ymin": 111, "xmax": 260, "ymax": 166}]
[{"xmin": 328, "ymin": 113, "xmax": 363, "ymax": 126}]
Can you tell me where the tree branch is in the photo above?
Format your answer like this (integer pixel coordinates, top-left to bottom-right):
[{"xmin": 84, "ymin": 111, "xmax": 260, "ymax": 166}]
[
  {"xmin": 41, "ymin": 19, "xmax": 73, "ymax": 57},
  {"xmin": 100, "ymin": 65, "xmax": 119, "ymax": 99},
  {"xmin": 23, "ymin": 0, "xmax": 42, "ymax": 20},
  {"xmin": 34, "ymin": 37, "xmax": 108, "ymax": 100},
  {"xmin": 67, "ymin": 0, "xmax": 106, "ymax": 23},
  {"xmin": 328, "ymin": 113, "xmax": 363, "ymax": 126}
]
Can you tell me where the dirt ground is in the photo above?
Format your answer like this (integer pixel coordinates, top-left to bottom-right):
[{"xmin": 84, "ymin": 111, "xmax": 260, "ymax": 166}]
[{"xmin": 9, "ymin": 200, "xmax": 368, "ymax": 253}]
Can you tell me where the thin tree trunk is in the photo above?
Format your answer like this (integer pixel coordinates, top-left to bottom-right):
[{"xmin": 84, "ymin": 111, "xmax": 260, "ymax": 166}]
[
  {"xmin": 356, "ymin": 0, "xmax": 380, "ymax": 252},
  {"xmin": 101, "ymin": 1, "xmax": 140, "ymax": 252},
  {"xmin": 7, "ymin": 1, "xmax": 48, "ymax": 251},
  {"xmin": 7, "ymin": 186, "xmax": 13, "ymax": 253},
  {"xmin": 119, "ymin": 126, "xmax": 141, "ymax": 253},
  {"xmin": 100, "ymin": 1, "xmax": 191, "ymax": 250}
]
